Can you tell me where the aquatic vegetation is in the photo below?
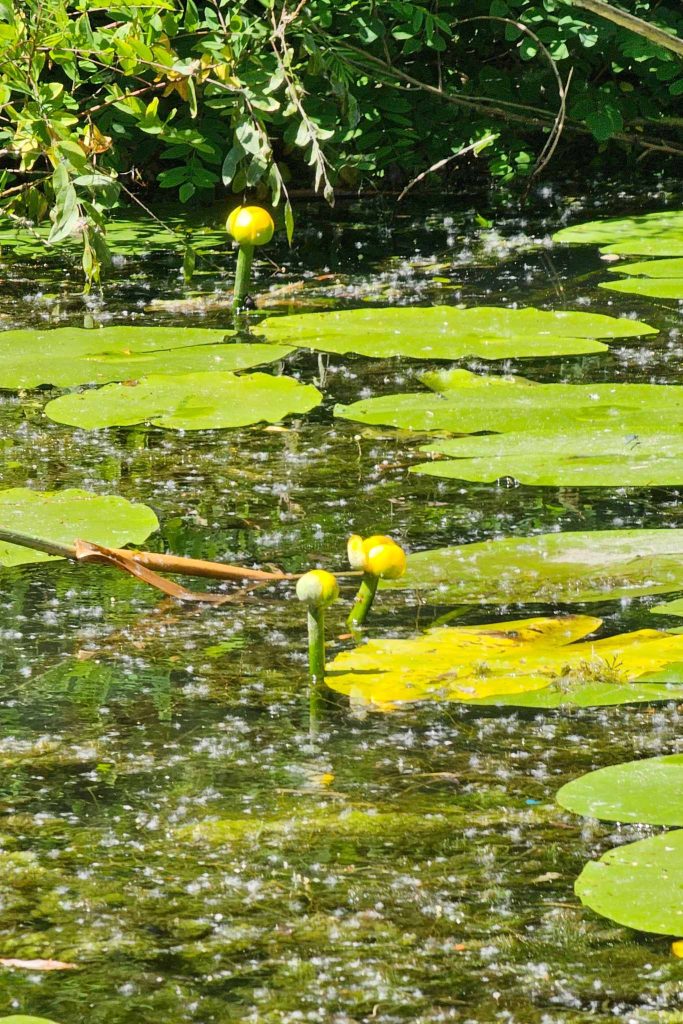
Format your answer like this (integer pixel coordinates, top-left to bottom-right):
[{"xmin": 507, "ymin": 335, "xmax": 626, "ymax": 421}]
[
  {"xmin": 226, "ymin": 205, "xmax": 275, "ymax": 310},
  {"xmin": 386, "ymin": 529, "xmax": 683, "ymax": 605},
  {"xmin": 0, "ymin": 489, "xmax": 158, "ymax": 567},
  {"xmin": 326, "ymin": 615, "xmax": 683, "ymax": 710},
  {"xmin": 296, "ymin": 569, "xmax": 339, "ymax": 682},
  {"xmin": 259, "ymin": 305, "xmax": 656, "ymax": 360},
  {"xmin": 0, "ymin": 327, "xmax": 292, "ymax": 389},
  {"xmin": 553, "ymin": 210, "xmax": 683, "ymax": 256},
  {"xmin": 347, "ymin": 534, "xmax": 407, "ymax": 629},
  {"xmin": 557, "ymin": 754, "xmax": 683, "ymax": 826},
  {"xmin": 44, "ymin": 371, "xmax": 322, "ymax": 431}
]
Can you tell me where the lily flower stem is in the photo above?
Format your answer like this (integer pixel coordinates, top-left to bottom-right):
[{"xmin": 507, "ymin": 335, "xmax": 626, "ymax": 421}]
[
  {"xmin": 347, "ymin": 572, "xmax": 378, "ymax": 630},
  {"xmin": 307, "ymin": 606, "xmax": 326, "ymax": 683},
  {"xmin": 233, "ymin": 243, "xmax": 254, "ymax": 310}
]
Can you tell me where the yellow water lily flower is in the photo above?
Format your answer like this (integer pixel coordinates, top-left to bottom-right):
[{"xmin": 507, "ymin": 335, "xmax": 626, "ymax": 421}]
[
  {"xmin": 346, "ymin": 533, "xmax": 407, "ymax": 579},
  {"xmin": 296, "ymin": 569, "xmax": 339, "ymax": 608},
  {"xmin": 226, "ymin": 205, "xmax": 275, "ymax": 246}
]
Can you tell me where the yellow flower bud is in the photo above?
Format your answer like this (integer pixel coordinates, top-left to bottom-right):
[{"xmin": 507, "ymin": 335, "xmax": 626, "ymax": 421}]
[
  {"xmin": 226, "ymin": 205, "xmax": 275, "ymax": 246},
  {"xmin": 363, "ymin": 536, "xmax": 407, "ymax": 580},
  {"xmin": 347, "ymin": 534, "xmax": 366, "ymax": 570},
  {"xmin": 296, "ymin": 569, "xmax": 339, "ymax": 608}
]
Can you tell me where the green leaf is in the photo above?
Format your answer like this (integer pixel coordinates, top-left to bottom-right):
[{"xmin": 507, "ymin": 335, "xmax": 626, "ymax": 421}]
[
  {"xmin": 385, "ymin": 529, "xmax": 683, "ymax": 605},
  {"xmin": 335, "ymin": 371, "xmax": 677, "ymax": 437},
  {"xmin": 557, "ymin": 755, "xmax": 683, "ymax": 826},
  {"xmin": 325, "ymin": 616, "xmax": 683, "ymax": 710},
  {"xmin": 553, "ymin": 210, "xmax": 683, "ymax": 256},
  {"xmin": 652, "ymin": 597, "xmax": 683, "ymax": 617},
  {"xmin": 284, "ymin": 199, "xmax": 294, "ymax": 244},
  {"xmin": 0, "ymin": 488, "xmax": 158, "ymax": 567},
  {"xmin": 414, "ymin": 427, "xmax": 683, "ymax": 487},
  {"xmin": 0, "ymin": 1017, "xmax": 63, "ymax": 1024},
  {"xmin": 575, "ymin": 830, "xmax": 683, "ymax": 935},
  {"xmin": 608, "ymin": 257, "xmax": 683, "ymax": 278},
  {"xmin": 0, "ymin": 326, "xmax": 292, "ymax": 388},
  {"xmin": 261, "ymin": 306, "xmax": 655, "ymax": 361},
  {"xmin": 45, "ymin": 371, "xmax": 323, "ymax": 431},
  {"xmin": 599, "ymin": 278, "xmax": 683, "ymax": 299}
]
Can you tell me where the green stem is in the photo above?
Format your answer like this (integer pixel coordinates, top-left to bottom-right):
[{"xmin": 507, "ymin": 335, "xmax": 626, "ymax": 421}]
[
  {"xmin": 232, "ymin": 243, "xmax": 254, "ymax": 310},
  {"xmin": 347, "ymin": 572, "xmax": 379, "ymax": 630},
  {"xmin": 307, "ymin": 606, "xmax": 326, "ymax": 683}
]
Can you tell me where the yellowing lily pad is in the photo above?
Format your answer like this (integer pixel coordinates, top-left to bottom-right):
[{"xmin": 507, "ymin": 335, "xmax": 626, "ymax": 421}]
[
  {"xmin": 44, "ymin": 371, "xmax": 322, "ymax": 431},
  {"xmin": 325, "ymin": 616, "xmax": 683, "ymax": 710},
  {"xmin": 557, "ymin": 755, "xmax": 683, "ymax": 826},
  {"xmin": 553, "ymin": 211, "xmax": 683, "ymax": 256},
  {"xmin": 387, "ymin": 529, "xmax": 683, "ymax": 605},
  {"xmin": 259, "ymin": 306, "xmax": 655, "ymax": 361},
  {"xmin": 0, "ymin": 326, "xmax": 292, "ymax": 389},
  {"xmin": 0, "ymin": 488, "xmax": 158, "ymax": 566},
  {"xmin": 575, "ymin": 830, "xmax": 683, "ymax": 935},
  {"xmin": 414, "ymin": 429, "xmax": 683, "ymax": 487}
]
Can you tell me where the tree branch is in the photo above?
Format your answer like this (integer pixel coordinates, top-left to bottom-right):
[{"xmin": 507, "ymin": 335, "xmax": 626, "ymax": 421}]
[{"xmin": 564, "ymin": 0, "xmax": 683, "ymax": 57}]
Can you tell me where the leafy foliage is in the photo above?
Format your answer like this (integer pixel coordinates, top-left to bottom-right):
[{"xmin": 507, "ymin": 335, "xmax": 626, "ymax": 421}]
[{"xmin": 1, "ymin": 1, "xmax": 682, "ymax": 285}]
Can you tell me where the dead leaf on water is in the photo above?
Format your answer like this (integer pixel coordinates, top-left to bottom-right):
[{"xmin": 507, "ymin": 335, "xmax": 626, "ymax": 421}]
[{"xmin": 0, "ymin": 957, "xmax": 77, "ymax": 971}]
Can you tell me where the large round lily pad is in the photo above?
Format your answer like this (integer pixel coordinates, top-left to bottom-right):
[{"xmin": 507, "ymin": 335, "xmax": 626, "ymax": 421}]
[
  {"xmin": 387, "ymin": 529, "xmax": 683, "ymax": 605},
  {"xmin": 553, "ymin": 211, "xmax": 683, "ymax": 256},
  {"xmin": 575, "ymin": 829, "xmax": 683, "ymax": 935},
  {"xmin": 414, "ymin": 429, "xmax": 683, "ymax": 487},
  {"xmin": 0, "ymin": 326, "xmax": 292, "ymax": 389},
  {"xmin": 557, "ymin": 755, "xmax": 683, "ymax": 826},
  {"xmin": 0, "ymin": 488, "xmax": 159, "ymax": 566},
  {"xmin": 45, "ymin": 371, "xmax": 322, "ymax": 430},
  {"xmin": 325, "ymin": 615, "xmax": 683, "ymax": 710},
  {"xmin": 259, "ymin": 306, "xmax": 655, "ymax": 361},
  {"xmin": 335, "ymin": 372, "xmax": 683, "ymax": 437}
]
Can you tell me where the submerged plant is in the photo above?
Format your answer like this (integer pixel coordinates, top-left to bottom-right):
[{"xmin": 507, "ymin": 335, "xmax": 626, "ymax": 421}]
[
  {"xmin": 226, "ymin": 205, "xmax": 275, "ymax": 311},
  {"xmin": 347, "ymin": 534, "xmax": 407, "ymax": 630},
  {"xmin": 296, "ymin": 569, "xmax": 339, "ymax": 683}
]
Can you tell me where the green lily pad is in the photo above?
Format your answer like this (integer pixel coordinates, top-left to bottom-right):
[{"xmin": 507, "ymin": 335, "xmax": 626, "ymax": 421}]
[
  {"xmin": 599, "ymin": 278, "xmax": 683, "ymax": 299},
  {"xmin": 335, "ymin": 371, "xmax": 683, "ymax": 437},
  {"xmin": 414, "ymin": 429, "xmax": 683, "ymax": 486},
  {"xmin": 575, "ymin": 829, "xmax": 683, "ymax": 935},
  {"xmin": 652, "ymin": 598, "xmax": 683, "ymax": 617},
  {"xmin": 0, "ymin": 488, "xmax": 158, "ymax": 566},
  {"xmin": 476, "ymin": 679, "xmax": 683, "ymax": 708},
  {"xmin": 386, "ymin": 529, "xmax": 683, "ymax": 605},
  {"xmin": 325, "ymin": 615, "xmax": 683, "ymax": 710},
  {"xmin": 45, "ymin": 371, "xmax": 322, "ymax": 431},
  {"xmin": 0, "ymin": 1018, "xmax": 63, "ymax": 1024},
  {"xmin": 0, "ymin": 326, "xmax": 292, "ymax": 389},
  {"xmin": 557, "ymin": 755, "xmax": 683, "ymax": 826},
  {"xmin": 553, "ymin": 211, "xmax": 683, "ymax": 256},
  {"xmin": 608, "ymin": 258, "xmax": 683, "ymax": 278},
  {"xmin": 259, "ymin": 306, "xmax": 655, "ymax": 361}
]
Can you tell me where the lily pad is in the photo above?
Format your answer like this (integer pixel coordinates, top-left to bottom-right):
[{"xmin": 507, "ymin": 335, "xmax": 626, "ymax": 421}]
[
  {"xmin": 414, "ymin": 429, "xmax": 683, "ymax": 486},
  {"xmin": 476, "ymin": 679, "xmax": 683, "ymax": 708},
  {"xmin": 386, "ymin": 529, "xmax": 683, "ymax": 605},
  {"xmin": 575, "ymin": 829, "xmax": 683, "ymax": 935},
  {"xmin": 325, "ymin": 616, "xmax": 683, "ymax": 710},
  {"xmin": 334, "ymin": 371, "xmax": 683, "ymax": 436},
  {"xmin": 599, "ymin": 278, "xmax": 683, "ymax": 299},
  {"xmin": 553, "ymin": 211, "xmax": 683, "ymax": 256},
  {"xmin": 259, "ymin": 306, "xmax": 655, "ymax": 361},
  {"xmin": 557, "ymin": 755, "xmax": 683, "ymax": 826},
  {"xmin": 0, "ymin": 326, "xmax": 292, "ymax": 389},
  {"xmin": 652, "ymin": 598, "xmax": 683, "ymax": 617},
  {"xmin": 0, "ymin": 1018, "xmax": 63, "ymax": 1024},
  {"xmin": 0, "ymin": 488, "xmax": 158, "ymax": 566},
  {"xmin": 608, "ymin": 258, "xmax": 683, "ymax": 278},
  {"xmin": 45, "ymin": 371, "xmax": 322, "ymax": 431}
]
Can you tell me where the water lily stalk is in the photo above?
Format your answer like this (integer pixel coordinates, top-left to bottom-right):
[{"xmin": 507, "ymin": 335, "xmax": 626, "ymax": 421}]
[
  {"xmin": 296, "ymin": 569, "xmax": 339, "ymax": 683},
  {"xmin": 346, "ymin": 533, "xmax": 407, "ymax": 630},
  {"xmin": 232, "ymin": 243, "xmax": 254, "ymax": 310},
  {"xmin": 226, "ymin": 205, "xmax": 275, "ymax": 311}
]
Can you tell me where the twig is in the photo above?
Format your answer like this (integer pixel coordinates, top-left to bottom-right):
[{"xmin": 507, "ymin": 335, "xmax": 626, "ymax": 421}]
[
  {"xmin": 565, "ymin": 0, "xmax": 683, "ymax": 57},
  {"xmin": 398, "ymin": 133, "xmax": 498, "ymax": 201}
]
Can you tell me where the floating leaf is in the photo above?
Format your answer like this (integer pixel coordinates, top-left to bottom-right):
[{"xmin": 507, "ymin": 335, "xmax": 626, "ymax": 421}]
[
  {"xmin": 599, "ymin": 278, "xmax": 683, "ymax": 299},
  {"xmin": 326, "ymin": 616, "xmax": 683, "ymax": 710},
  {"xmin": 608, "ymin": 258, "xmax": 683, "ymax": 279},
  {"xmin": 476, "ymin": 678, "xmax": 683, "ymax": 708},
  {"xmin": 414, "ymin": 428, "xmax": 683, "ymax": 486},
  {"xmin": 575, "ymin": 830, "xmax": 683, "ymax": 935},
  {"xmin": 0, "ymin": 488, "xmax": 158, "ymax": 567},
  {"xmin": 334, "ymin": 371, "xmax": 683, "ymax": 437},
  {"xmin": 0, "ymin": 1017, "xmax": 63, "ymax": 1023},
  {"xmin": 557, "ymin": 755, "xmax": 683, "ymax": 826},
  {"xmin": 45, "ymin": 371, "xmax": 322, "ymax": 431},
  {"xmin": 259, "ymin": 306, "xmax": 655, "ymax": 361},
  {"xmin": 652, "ymin": 597, "xmax": 683, "ymax": 617},
  {"xmin": 386, "ymin": 529, "xmax": 683, "ymax": 605},
  {"xmin": 0, "ymin": 326, "xmax": 292, "ymax": 389},
  {"xmin": 553, "ymin": 211, "xmax": 683, "ymax": 256}
]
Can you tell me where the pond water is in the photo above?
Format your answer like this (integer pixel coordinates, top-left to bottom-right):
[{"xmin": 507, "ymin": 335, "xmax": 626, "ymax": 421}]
[{"xmin": 0, "ymin": 179, "xmax": 682, "ymax": 1023}]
